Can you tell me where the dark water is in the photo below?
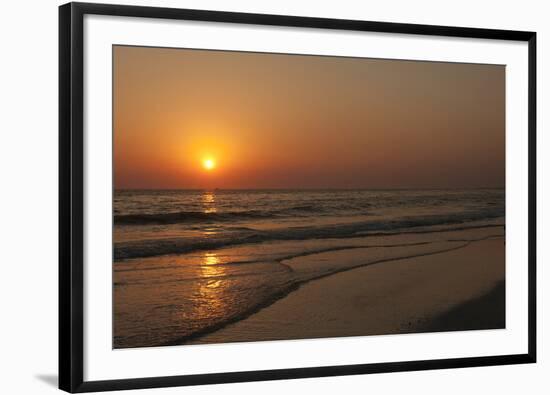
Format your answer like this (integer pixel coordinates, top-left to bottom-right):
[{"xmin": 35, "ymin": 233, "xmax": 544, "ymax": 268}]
[
  {"xmin": 114, "ymin": 189, "xmax": 504, "ymax": 260},
  {"xmin": 113, "ymin": 189, "xmax": 505, "ymax": 348}
]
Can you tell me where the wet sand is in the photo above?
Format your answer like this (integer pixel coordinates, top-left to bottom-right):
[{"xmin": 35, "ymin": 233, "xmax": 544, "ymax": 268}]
[{"xmin": 194, "ymin": 238, "xmax": 505, "ymax": 344}]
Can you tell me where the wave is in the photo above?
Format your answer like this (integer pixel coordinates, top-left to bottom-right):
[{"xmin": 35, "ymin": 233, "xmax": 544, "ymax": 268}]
[
  {"xmin": 114, "ymin": 209, "xmax": 504, "ymax": 260},
  {"xmin": 114, "ymin": 205, "xmax": 321, "ymax": 225}
]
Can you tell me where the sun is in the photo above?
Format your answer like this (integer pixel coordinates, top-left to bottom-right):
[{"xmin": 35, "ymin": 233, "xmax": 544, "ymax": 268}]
[{"xmin": 202, "ymin": 158, "xmax": 216, "ymax": 171}]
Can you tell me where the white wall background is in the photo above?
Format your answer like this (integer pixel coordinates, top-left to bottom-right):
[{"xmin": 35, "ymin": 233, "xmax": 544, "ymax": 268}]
[{"xmin": 0, "ymin": 0, "xmax": 547, "ymax": 393}]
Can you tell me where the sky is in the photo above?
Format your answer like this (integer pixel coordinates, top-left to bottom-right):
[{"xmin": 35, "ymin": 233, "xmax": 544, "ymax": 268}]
[{"xmin": 114, "ymin": 45, "xmax": 505, "ymax": 189}]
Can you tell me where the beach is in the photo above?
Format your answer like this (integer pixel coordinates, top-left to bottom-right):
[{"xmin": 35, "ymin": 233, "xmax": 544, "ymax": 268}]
[
  {"xmin": 111, "ymin": 44, "xmax": 506, "ymax": 350},
  {"xmin": 193, "ymin": 238, "xmax": 505, "ymax": 344}
]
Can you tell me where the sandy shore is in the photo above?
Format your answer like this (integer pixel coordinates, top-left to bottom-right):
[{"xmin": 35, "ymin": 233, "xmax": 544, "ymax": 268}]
[{"xmin": 193, "ymin": 238, "xmax": 505, "ymax": 344}]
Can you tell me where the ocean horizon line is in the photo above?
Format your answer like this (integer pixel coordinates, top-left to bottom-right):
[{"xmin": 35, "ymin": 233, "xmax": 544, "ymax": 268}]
[{"xmin": 114, "ymin": 186, "xmax": 506, "ymax": 192}]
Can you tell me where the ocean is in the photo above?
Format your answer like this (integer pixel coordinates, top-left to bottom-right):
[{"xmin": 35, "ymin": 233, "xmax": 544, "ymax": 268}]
[{"xmin": 113, "ymin": 189, "xmax": 505, "ymax": 348}]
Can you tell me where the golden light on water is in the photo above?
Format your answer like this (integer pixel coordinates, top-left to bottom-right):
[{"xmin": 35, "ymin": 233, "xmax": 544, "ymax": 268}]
[
  {"xmin": 201, "ymin": 252, "xmax": 223, "ymax": 289},
  {"xmin": 203, "ymin": 252, "xmax": 219, "ymax": 266},
  {"xmin": 202, "ymin": 191, "xmax": 217, "ymax": 214}
]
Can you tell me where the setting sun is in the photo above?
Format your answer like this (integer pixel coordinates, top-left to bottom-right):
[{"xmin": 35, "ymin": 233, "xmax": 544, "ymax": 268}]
[{"xmin": 203, "ymin": 158, "xmax": 216, "ymax": 170}]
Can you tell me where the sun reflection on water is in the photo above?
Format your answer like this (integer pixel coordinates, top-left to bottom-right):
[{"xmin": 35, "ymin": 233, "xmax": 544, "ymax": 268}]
[
  {"xmin": 202, "ymin": 191, "xmax": 217, "ymax": 214},
  {"xmin": 201, "ymin": 191, "xmax": 219, "ymax": 237},
  {"xmin": 204, "ymin": 252, "xmax": 219, "ymax": 265},
  {"xmin": 176, "ymin": 251, "xmax": 230, "ymax": 325},
  {"xmin": 202, "ymin": 227, "xmax": 219, "ymax": 236},
  {"xmin": 200, "ymin": 252, "xmax": 224, "ymax": 289}
]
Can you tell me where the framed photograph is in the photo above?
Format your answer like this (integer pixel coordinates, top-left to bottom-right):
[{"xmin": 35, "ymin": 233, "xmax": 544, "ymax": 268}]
[{"xmin": 59, "ymin": 2, "xmax": 536, "ymax": 392}]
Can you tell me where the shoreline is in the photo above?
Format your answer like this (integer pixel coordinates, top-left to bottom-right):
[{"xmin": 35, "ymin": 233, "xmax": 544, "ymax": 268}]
[
  {"xmin": 113, "ymin": 225, "xmax": 505, "ymax": 349},
  {"xmin": 161, "ymin": 240, "xmax": 472, "ymax": 347},
  {"xmin": 191, "ymin": 238, "xmax": 505, "ymax": 345}
]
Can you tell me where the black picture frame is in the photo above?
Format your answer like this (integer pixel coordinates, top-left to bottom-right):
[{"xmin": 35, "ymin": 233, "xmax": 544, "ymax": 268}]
[{"xmin": 59, "ymin": 2, "xmax": 537, "ymax": 393}]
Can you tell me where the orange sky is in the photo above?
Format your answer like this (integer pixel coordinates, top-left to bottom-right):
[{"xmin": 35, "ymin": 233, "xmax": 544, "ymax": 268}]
[{"xmin": 114, "ymin": 45, "xmax": 505, "ymax": 189}]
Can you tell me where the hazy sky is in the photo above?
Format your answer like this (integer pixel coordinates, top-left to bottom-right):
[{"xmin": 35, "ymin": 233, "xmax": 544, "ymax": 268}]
[{"xmin": 114, "ymin": 45, "xmax": 504, "ymax": 189}]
